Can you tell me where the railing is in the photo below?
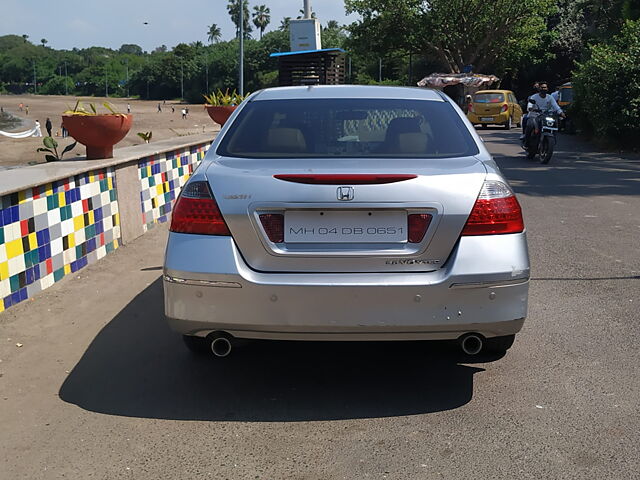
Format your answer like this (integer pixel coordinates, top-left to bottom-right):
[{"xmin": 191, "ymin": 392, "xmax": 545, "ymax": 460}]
[{"xmin": 0, "ymin": 134, "xmax": 214, "ymax": 312}]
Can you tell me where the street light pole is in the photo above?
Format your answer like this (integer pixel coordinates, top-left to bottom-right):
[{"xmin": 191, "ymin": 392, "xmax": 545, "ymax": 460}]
[
  {"xmin": 125, "ymin": 58, "xmax": 129, "ymax": 97},
  {"xmin": 64, "ymin": 61, "xmax": 68, "ymax": 95},
  {"xmin": 378, "ymin": 58, "xmax": 382, "ymax": 83},
  {"xmin": 33, "ymin": 61, "xmax": 37, "ymax": 94},
  {"xmin": 205, "ymin": 54, "xmax": 209, "ymax": 94},
  {"xmin": 180, "ymin": 59, "xmax": 184, "ymax": 101},
  {"xmin": 239, "ymin": 0, "xmax": 244, "ymax": 96},
  {"xmin": 105, "ymin": 65, "xmax": 108, "ymax": 97}
]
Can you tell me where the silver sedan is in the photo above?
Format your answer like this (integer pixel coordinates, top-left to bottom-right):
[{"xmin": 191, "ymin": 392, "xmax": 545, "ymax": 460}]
[{"xmin": 163, "ymin": 85, "xmax": 530, "ymax": 358}]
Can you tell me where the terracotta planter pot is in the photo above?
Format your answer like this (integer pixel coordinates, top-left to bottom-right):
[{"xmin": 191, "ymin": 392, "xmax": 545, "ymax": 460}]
[
  {"xmin": 205, "ymin": 105, "xmax": 237, "ymax": 126},
  {"xmin": 62, "ymin": 114, "xmax": 133, "ymax": 159}
]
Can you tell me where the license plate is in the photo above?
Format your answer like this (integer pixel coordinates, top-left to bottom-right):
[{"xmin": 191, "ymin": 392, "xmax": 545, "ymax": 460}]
[
  {"xmin": 284, "ymin": 211, "xmax": 407, "ymax": 243},
  {"xmin": 480, "ymin": 117, "xmax": 494, "ymax": 122}
]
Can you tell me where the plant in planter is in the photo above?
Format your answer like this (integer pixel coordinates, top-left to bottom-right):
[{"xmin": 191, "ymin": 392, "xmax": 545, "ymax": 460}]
[
  {"xmin": 203, "ymin": 89, "xmax": 248, "ymax": 126},
  {"xmin": 62, "ymin": 101, "xmax": 132, "ymax": 159},
  {"xmin": 37, "ymin": 136, "xmax": 77, "ymax": 162}
]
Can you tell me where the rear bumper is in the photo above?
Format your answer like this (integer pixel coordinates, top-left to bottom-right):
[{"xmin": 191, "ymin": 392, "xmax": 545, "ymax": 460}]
[
  {"xmin": 468, "ymin": 112, "xmax": 510, "ymax": 124},
  {"xmin": 163, "ymin": 233, "xmax": 530, "ymax": 341}
]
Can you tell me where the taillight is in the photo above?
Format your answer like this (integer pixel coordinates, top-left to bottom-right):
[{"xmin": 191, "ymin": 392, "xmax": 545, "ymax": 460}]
[
  {"xmin": 408, "ymin": 214, "xmax": 432, "ymax": 243},
  {"xmin": 259, "ymin": 214, "xmax": 284, "ymax": 243},
  {"xmin": 170, "ymin": 181, "xmax": 231, "ymax": 235},
  {"xmin": 461, "ymin": 181, "xmax": 524, "ymax": 235},
  {"xmin": 501, "ymin": 104, "xmax": 509, "ymax": 113},
  {"xmin": 468, "ymin": 103, "xmax": 474, "ymax": 113}
]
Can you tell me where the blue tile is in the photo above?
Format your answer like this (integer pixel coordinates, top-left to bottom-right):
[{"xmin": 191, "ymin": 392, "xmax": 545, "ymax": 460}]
[
  {"xmin": 38, "ymin": 245, "xmax": 48, "ymax": 262},
  {"xmin": 87, "ymin": 238, "xmax": 96, "ymax": 253},
  {"xmin": 95, "ymin": 221, "xmax": 104, "ymax": 235},
  {"xmin": 94, "ymin": 208, "xmax": 103, "ymax": 221},
  {"xmin": 19, "ymin": 288, "xmax": 28, "ymax": 302},
  {"xmin": 70, "ymin": 261, "xmax": 78, "ymax": 273},
  {"xmin": 25, "ymin": 268, "xmax": 35, "ymax": 285},
  {"xmin": 11, "ymin": 291, "xmax": 21, "ymax": 305},
  {"xmin": 34, "ymin": 264, "xmax": 41, "ymax": 281},
  {"xmin": 3, "ymin": 296, "xmax": 12, "ymax": 309}
]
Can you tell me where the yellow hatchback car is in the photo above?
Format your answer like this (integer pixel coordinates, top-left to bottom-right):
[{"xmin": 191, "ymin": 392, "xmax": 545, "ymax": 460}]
[{"xmin": 467, "ymin": 90, "xmax": 523, "ymax": 129}]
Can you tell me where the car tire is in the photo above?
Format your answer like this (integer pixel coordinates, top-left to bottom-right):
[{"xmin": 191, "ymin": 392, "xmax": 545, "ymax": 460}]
[
  {"xmin": 182, "ymin": 335, "xmax": 210, "ymax": 354},
  {"xmin": 484, "ymin": 334, "xmax": 516, "ymax": 353},
  {"xmin": 503, "ymin": 116, "xmax": 512, "ymax": 130}
]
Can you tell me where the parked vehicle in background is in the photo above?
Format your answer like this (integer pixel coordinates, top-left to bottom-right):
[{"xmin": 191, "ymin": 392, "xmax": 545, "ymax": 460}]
[
  {"xmin": 163, "ymin": 86, "xmax": 530, "ymax": 359},
  {"xmin": 557, "ymin": 82, "xmax": 575, "ymax": 133},
  {"xmin": 467, "ymin": 90, "xmax": 523, "ymax": 130}
]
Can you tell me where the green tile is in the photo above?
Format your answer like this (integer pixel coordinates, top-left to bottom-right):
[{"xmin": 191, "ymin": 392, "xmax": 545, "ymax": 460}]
[
  {"xmin": 10, "ymin": 274, "xmax": 19, "ymax": 292},
  {"xmin": 109, "ymin": 190, "xmax": 116, "ymax": 202},
  {"xmin": 105, "ymin": 241, "xmax": 114, "ymax": 254},
  {"xmin": 0, "ymin": 227, "xmax": 4, "ymax": 245},
  {"xmin": 53, "ymin": 268, "xmax": 65, "ymax": 282}
]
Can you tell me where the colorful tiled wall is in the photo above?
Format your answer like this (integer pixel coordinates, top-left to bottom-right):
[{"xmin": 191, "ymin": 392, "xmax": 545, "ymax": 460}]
[
  {"xmin": 0, "ymin": 169, "xmax": 120, "ymax": 312},
  {"xmin": 139, "ymin": 143, "xmax": 208, "ymax": 231}
]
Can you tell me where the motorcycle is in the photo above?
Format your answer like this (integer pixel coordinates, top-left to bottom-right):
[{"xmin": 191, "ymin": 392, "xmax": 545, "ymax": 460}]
[{"xmin": 523, "ymin": 101, "xmax": 559, "ymax": 164}]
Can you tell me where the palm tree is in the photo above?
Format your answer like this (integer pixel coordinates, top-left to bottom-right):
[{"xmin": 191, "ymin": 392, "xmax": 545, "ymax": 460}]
[
  {"xmin": 252, "ymin": 5, "xmax": 271, "ymax": 40},
  {"xmin": 40, "ymin": 38, "xmax": 48, "ymax": 47},
  {"xmin": 279, "ymin": 17, "xmax": 291, "ymax": 31},
  {"xmin": 227, "ymin": 0, "xmax": 252, "ymax": 39},
  {"xmin": 297, "ymin": 8, "xmax": 316, "ymax": 19},
  {"xmin": 207, "ymin": 23, "xmax": 221, "ymax": 44},
  {"xmin": 325, "ymin": 20, "xmax": 341, "ymax": 30},
  {"xmin": 22, "ymin": 34, "xmax": 29, "ymax": 43}
]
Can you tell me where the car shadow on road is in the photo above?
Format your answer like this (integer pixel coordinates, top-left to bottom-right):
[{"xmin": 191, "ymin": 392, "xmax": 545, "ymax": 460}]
[{"xmin": 59, "ymin": 278, "xmax": 491, "ymax": 422}]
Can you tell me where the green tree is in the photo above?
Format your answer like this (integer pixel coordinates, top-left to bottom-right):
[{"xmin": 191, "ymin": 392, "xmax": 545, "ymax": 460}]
[
  {"xmin": 41, "ymin": 38, "xmax": 48, "ymax": 47},
  {"xmin": 118, "ymin": 44, "xmax": 143, "ymax": 55},
  {"xmin": 227, "ymin": 0, "xmax": 252, "ymax": 39},
  {"xmin": 573, "ymin": 20, "xmax": 640, "ymax": 144},
  {"xmin": 279, "ymin": 17, "xmax": 291, "ymax": 31},
  {"xmin": 346, "ymin": 0, "xmax": 557, "ymax": 73},
  {"xmin": 207, "ymin": 23, "xmax": 222, "ymax": 44},
  {"xmin": 22, "ymin": 34, "xmax": 29, "ymax": 43},
  {"xmin": 252, "ymin": 5, "xmax": 271, "ymax": 39}
]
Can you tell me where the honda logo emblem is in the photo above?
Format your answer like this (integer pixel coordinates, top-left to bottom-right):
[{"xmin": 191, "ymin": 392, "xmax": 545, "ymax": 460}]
[{"xmin": 337, "ymin": 186, "xmax": 354, "ymax": 201}]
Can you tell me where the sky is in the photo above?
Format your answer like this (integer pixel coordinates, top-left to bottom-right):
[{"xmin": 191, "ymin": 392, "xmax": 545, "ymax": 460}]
[{"xmin": 0, "ymin": 0, "xmax": 359, "ymax": 52}]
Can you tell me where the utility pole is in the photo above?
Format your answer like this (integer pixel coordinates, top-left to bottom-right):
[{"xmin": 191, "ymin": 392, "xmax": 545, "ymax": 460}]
[
  {"xmin": 205, "ymin": 54, "xmax": 209, "ymax": 94},
  {"xmin": 378, "ymin": 58, "xmax": 382, "ymax": 83},
  {"xmin": 408, "ymin": 53, "xmax": 413, "ymax": 86},
  {"xmin": 239, "ymin": 0, "xmax": 244, "ymax": 96},
  {"xmin": 348, "ymin": 57, "xmax": 352, "ymax": 84},
  {"xmin": 180, "ymin": 59, "xmax": 184, "ymax": 101},
  {"xmin": 125, "ymin": 58, "xmax": 129, "ymax": 97},
  {"xmin": 105, "ymin": 65, "xmax": 108, "ymax": 97},
  {"xmin": 64, "ymin": 61, "xmax": 68, "ymax": 95},
  {"xmin": 33, "ymin": 61, "xmax": 37, "ymax": 94}
]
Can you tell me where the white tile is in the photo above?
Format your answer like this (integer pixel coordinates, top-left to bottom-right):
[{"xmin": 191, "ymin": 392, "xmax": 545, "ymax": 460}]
[
  {"xmin": 33, "ymin": 198, "xmax": 47, "ymax": 216},
  {"xmin": 0, "ymin": 279, "xmax": 10, "ymax": 298},
  {"xmin": 71, "ymin": 201, "xmax": 83, "ymax": 217},
  {"xmin": 75, "ymin": 228, "xmax": 85, "ymax": 244},
  {"xmin": 47, "ymin": 209, "xmax": 61, "ymax": 225},
  {"xmin": 51, "ymin": 237, "xmax": 63, "ymax": 256},
  {"xmin": 0, "ymin": 245, "xmax": 7, "ymax": 263},
  {"xmin": 63, "ymin": 249, "xmax": 75, "ymax": 265},
  {"xmin": 8, "ymin": 255, "xmax": 25, "ymax": 276}
]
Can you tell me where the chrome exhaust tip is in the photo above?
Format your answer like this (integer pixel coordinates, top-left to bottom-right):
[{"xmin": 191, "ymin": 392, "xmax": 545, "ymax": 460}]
[
  {"xmin": 209, "ymin": 333, "xmax": 233, "ymax": 357},
  {"xmin": 460, "ymin": 333, "xmax": 484, "ymax": 355}
]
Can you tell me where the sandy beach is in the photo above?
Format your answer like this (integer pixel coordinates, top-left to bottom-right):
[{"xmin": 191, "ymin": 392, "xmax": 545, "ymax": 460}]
[{"xmin": 0, "ymin": 94, "xmax": 220, "ymax": 168}]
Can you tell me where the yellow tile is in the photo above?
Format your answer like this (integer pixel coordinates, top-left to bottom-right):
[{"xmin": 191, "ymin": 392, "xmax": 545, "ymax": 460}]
[
  {"xmin": 6, "ymin": 239, "xmax": 23, "ymax": 259},
  {"xmin": 68, "ymin": 233, "xmax": 75, "ymax": 248},
  {"xmin": 89, "ymin": 174, "xmax": 95, "ymax": 183},
  {"xmin": 108, "ymin": 177, "xmax": 114, "ymax": 189},
  {"xmin": 0, "ymin": 262, "xmax": 9, "ymax": 281},
  {"xmin": 64, "ymin": 264, "xmax": 71, "ymax": 275},
  {"xmin": 29, "ymin": 233, "xmax": 37, "ymax": 250},
  {"xmin": 18, "ymin": 190, "xmax": 27, "ymax": 204},
  {"xmin": 73, "ymin": 215, "xmax": 84, "ymax": 232},
  {"xmin": 156, "ymin": 185, "xmax": 163, "ymax": 196},
  {"xmin": 88, "ymin": 211, "xmax": 95, "ymax": 224},
  {"xmin": 0, "ymin": 301, "xmax": 4, "ymax": 313},
  {"xmin": 113, "ymin": 213, "xmax": 120, "ymax": 226},
  {"xmin": 44, "ymin": 183, "xmax": 53, "ymax": 196},
  {"xmin": 58, "ymin": 192, "xmax": 66, "ymax": 207},
  {"xmin": 113, "ymin": 239, "xmax": 119, "ymax": 249}
]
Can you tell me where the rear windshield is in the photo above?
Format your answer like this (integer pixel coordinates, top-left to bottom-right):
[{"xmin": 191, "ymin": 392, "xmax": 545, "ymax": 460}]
[
  {"xmin": 473, "ymin": 93, "xmax": 505, "ymax": 103},
  {"xmin": 216, "ymin": 98, "xmax": 479, "ymax": 159}
]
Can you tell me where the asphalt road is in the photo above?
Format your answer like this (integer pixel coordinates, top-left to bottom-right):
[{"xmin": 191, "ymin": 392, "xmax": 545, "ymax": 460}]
[{"xmin": 1, "ymin": 129, "xmax": 639, "ymax": 479}]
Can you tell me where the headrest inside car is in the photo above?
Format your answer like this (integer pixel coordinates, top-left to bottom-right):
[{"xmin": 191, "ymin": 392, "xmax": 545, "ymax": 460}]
[
  {"xmin": 267, "ymin": 128, "xmax": 307, "ymax": 153},
  {"xmin": 397, "ymin": 133, "xmax": 428, "ymax": 154}
]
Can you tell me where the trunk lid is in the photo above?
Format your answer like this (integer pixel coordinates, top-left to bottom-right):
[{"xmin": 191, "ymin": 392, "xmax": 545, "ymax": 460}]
[{"xmin": 205, "ymin": 157, "xmax": 487, "ymax": 273}]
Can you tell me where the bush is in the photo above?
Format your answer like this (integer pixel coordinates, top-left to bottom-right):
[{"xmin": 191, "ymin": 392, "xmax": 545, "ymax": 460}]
[{"xmin": 572, "ymin": 20, "xmax": 640, "ymax": 146}]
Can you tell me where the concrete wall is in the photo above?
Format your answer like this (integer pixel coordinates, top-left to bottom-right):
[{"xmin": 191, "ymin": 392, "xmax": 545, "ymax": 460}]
[{"xmin": 0, "ymin": 134, "xmax": 213, "ymax": 313}]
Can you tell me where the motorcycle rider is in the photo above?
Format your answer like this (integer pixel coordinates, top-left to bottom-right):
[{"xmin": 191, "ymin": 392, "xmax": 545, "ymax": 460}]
[
  {"xmin": 523, "ymin": 81, "xmax": 565, "ymax": 148},
  {"xmin": 520, "ymin": 82, "xmax": 539, "ymax": 145}
]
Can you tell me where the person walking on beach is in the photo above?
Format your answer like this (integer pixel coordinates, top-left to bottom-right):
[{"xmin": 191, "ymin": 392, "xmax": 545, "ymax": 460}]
[
  {"xmin": 60, "ymin": 121, "xmax": 68, "ymax": 138},
  {"xmin": 34, "ymin": 120, "xmax": 42, "ymax": 137},
  {"xmin": 45, "ymin": 118, "xmax": 52, "ymax": 137},
  {"xmin": 127, "ymin": 103, "xmax": 131, "ymax": 114},
  {"xmin": 181, "ymin": 108, "xmax": 186, "ymax": 119},
  {"xmin": 25, "ymin": 105, "xmax": 29, "ymax": 115},
  {"xmin": 157, "ymin": 103, "xmax": 162, "ymax": 113},
  {"xmin": 19, "ymin": 103, "xmax": 23, "ymax": 111}
]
